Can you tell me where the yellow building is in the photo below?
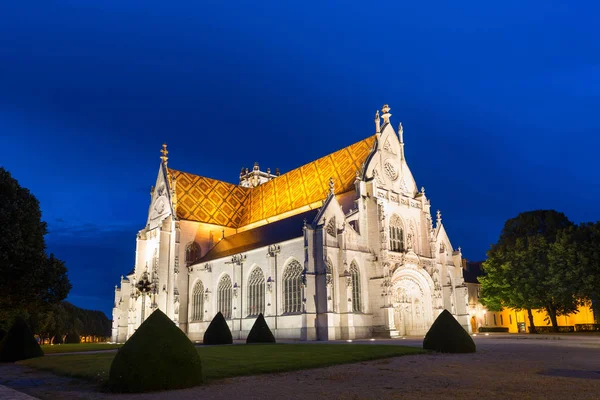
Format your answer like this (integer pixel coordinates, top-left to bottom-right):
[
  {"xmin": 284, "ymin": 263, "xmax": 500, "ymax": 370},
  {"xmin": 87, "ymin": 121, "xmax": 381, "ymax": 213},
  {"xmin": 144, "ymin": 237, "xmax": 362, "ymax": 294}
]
[{"xmin": 464, "ymin": 261, "xmax": 596, "ymax": 333}]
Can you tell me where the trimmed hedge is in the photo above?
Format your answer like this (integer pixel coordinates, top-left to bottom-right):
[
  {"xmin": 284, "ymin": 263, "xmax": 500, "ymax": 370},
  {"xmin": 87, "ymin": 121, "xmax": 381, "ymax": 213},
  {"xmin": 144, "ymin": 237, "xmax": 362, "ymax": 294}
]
[
  {"xmin": 575, "ymin": 324, "xmax": 600, "ymax": 332},
  {"xmin": 529, "ymin": 326, "xmax": 574, "ymax": 333},
  {"xmin": 203, "ymin": 312, "xmax": 233, "ymax": 345},
  {"xmin": 0, "ymin": 317, "xmax": 44, "ymax": 362},
  {"xmin": 65, "ymin": 332, "xmax": 81, "ymax": 344},
  {"xmin": 478, "ymin": 327, "xmax": 509, "ymax": 333},
  {"xmin": 423, "ymin": 310, "xmax": 476, "ymax": 353},
  {"xmin": 107, "ymin": 309, "xmax": 202, "ymax": 393},
  {"xmin": 246, "ymin": 314, "xmax": 275, "ymax": 344}
]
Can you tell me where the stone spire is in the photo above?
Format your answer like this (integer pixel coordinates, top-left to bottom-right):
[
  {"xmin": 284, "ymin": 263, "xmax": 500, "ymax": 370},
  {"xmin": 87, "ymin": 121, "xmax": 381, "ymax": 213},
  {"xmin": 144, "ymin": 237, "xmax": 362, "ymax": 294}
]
[
  {"xmin": 374, "ymin": 110, "xmax": 381, "ymax": 133},
  {"xmin": 329, "ymin": 177, "xmax": 335, "ymax": 195},
  {"xmin": 381, "ymin": 104, "xmax": 391, "ymax": 125},
  {"xmin": 398, "ymin": 122, "xmax": 405, "ymax": 161},
  {"xmin": 436, "ymin": 210, "xmax": 442, "ymax": 225},
  {"xmin": 160, "ymin": 143, "xmax": 168, "ymax": 166}
]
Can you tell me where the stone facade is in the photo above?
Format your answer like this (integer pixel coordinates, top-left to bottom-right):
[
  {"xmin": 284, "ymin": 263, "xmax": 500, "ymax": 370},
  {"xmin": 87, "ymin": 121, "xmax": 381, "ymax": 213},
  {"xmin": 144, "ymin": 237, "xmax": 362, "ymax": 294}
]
[{"xmin": 112, "ymin": 105, "xmax": 470, "ymax": 343}]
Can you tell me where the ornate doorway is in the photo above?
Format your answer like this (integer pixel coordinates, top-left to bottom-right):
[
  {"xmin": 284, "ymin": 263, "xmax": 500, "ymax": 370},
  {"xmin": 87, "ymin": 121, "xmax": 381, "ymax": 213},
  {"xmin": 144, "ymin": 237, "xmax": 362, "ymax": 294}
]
[{"xmin": 392, "ymin": 270, "xmax": 434, "ymax": 336}]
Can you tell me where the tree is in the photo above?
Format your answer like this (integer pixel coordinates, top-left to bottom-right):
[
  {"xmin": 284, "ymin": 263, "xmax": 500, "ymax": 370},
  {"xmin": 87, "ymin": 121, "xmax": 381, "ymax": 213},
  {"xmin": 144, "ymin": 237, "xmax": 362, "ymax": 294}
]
[
  {"xmin": 573, "ymin": 222, "xmax": 600, "ymax": 322},
  {"xmin": 480, "ymin": 210, "xmax": 577, "ymax": 333},
  {"xmin": 0, "ymin": 167, "xmax": 71, "ymax": 325}
]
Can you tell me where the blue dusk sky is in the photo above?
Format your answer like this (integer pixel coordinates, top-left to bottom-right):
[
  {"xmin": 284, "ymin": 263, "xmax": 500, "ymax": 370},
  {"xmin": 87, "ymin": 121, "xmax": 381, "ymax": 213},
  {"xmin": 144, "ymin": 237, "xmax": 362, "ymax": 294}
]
[{"xmin": 1, "ymin": 1, "xmax": 599, "ymax": 317}]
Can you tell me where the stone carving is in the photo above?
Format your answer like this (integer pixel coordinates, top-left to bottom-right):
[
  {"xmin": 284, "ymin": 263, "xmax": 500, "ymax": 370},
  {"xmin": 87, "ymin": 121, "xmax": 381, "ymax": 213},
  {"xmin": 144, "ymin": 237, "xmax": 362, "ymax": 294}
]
[
  {"xmin": 326, "ymin": 217, "xmax": 336, "ymax": 237},
  {"xmin": 384, "ymin": 159, "xmax": 399, "ymax": 181}
]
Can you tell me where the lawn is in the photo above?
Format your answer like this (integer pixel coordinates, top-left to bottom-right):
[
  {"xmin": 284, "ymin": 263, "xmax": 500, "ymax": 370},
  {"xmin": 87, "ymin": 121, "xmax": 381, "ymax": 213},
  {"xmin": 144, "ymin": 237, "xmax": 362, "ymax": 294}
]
[
  {"xmin": 20, "ymin": 344, "xmax": 424, "ymax": 384},
  {"xmin": 40, "ymin": 343, "xmax": 122, "ymax": 354}
]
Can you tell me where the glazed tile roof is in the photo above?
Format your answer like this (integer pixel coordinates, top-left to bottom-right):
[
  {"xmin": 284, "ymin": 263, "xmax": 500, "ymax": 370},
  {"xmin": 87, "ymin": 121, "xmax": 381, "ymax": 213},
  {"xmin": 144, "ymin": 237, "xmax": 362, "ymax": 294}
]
[{"xmin": 170, "ymin": 135, "xmax": 376, "ymax": 228}]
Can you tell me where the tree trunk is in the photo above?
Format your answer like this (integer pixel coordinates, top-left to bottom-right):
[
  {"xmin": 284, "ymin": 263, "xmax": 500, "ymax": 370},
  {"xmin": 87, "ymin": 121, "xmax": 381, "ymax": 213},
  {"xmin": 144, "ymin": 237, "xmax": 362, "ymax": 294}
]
[
  {"xmin": 592, "ymin": 293, "xmax": 600, "ymax": 324},
  {"xmin": 546, "ymin": 304, "xmax": 559, "ymax": 332},
  {"xmin": 527, "ymin": 308, "xmax": 537, "ymax": 334}
]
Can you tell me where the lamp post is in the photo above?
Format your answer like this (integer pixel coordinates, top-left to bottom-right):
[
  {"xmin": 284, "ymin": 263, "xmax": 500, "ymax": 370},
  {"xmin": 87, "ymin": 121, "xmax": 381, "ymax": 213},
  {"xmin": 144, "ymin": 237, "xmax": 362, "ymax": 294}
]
[{"xmin": 135, "ymin": 270, "xmax": 154, "ymax": 324}]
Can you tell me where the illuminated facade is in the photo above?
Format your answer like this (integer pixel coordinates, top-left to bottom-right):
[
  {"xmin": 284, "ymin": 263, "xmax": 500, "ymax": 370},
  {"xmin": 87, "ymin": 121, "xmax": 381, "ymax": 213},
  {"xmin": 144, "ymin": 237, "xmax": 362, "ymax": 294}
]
[{"xmin": 112, "ymin": 105, "xmax": 470, "ymax": 342}]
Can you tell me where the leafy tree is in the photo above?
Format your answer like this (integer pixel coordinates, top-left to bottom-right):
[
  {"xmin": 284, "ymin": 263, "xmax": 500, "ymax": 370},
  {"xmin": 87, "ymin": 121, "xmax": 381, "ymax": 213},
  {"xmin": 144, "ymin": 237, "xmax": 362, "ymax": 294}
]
[
  {"xmin": 0, "ymin": 167, "xmax": 71, "ymax": 325},
  {"xmin": 573, "ymin": 222, "xmax": 600, "ymax": 322},
  {"xmin": 480, "ymin": 210, "xmax": 577, "ymax": 333}
]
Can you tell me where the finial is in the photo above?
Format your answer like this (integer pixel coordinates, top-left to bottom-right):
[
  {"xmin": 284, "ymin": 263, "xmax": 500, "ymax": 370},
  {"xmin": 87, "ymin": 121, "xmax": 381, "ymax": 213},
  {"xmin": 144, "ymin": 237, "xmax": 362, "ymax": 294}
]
[
  {"xmin": 150, "ymin": 185, "xmax": 155, "ymax": 196},
  {"xmin": 398, "ymin": 122, "xmax": 403, "ymax": 142},
  {"xmin": 374, "ymin": 110, "xmax": 381, "ymax": 133},
  {"xmin": 421, "ymin": 186, "xmax": 425, "ymax": 195},
  {"xmin": 436, "ymin": 210, "xmax": 442, "ymax": 223},
  {"xmin": 275, "ymin": 168, "xmax": 280, "ymax": 176},
  {"xmin": 240, "ymin": 167, "xmax": 245, "ymax": 176},
  {"xmin": 458, "ymin": 246, "xmax": 462, "ymax": 253},
  {"xmin": 253, "ymin": 162, "xmax": 259, "ymax": 171},
  {"xmin": 329, "ymin": 177, "xmax": 335, "ymax": 194},
  {"xmin": 160, "ymin": 143, "xmax": 168, "ymax": 165},
  {"xmin": 267, "ymin": 167, "xmax": 271, "ymax": 174},
  {"xmin": 381, "ymin": 104, "xmax": 391, "ymax": 124}
]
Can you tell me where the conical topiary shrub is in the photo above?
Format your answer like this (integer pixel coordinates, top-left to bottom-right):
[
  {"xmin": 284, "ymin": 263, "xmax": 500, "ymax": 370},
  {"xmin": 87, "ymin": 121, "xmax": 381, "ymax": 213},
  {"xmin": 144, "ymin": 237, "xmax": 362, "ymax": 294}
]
[
  {"xmin": 0, "ymin": 317, "xmax": 44, "ymax": 362},
  {"xmin": 65, "ymin": 332, "xmax": 81, "ymax": 344},
  {"xmin": 423, "ymin": 309, "xmax": 476, "ymax": 353},
  {"xmin": 107, "ymin": 309, "xmax": 202, "ymax": 393},
  {"xmin": 203, "ymin": 312, "xmax": 233, "ymax": 345},
  {"xmin": 246, "ymin": 314, "xmax": 276, "ymax": 344}
]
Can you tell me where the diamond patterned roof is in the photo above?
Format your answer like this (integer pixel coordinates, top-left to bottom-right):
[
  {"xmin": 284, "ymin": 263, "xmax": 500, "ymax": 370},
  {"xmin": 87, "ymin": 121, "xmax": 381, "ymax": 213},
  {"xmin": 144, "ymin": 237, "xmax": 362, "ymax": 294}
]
[{"xmin": 170, "ymin": 135, "xmax": 376, "ymax": 228}]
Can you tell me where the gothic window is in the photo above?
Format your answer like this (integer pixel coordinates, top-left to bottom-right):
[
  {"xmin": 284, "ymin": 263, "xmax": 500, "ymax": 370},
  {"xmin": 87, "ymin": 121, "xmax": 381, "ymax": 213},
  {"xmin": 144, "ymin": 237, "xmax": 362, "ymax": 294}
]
[
  {"xmin": 185, "ymin": 242, "xmax": 201, "ymax": 265},
  {"xmin": 247, "ymin": 267, "xmax": 265, "ymax": 316},
  {"xmin": 283, "ymin": 259, "xmax": 303, "ymax": 314},
  {"xmin": 350, "ymin": 261, "xmax": 362, "ymax": 313},
  {"xmin": 191, "ymin": 280, "xmax": 204, "ymax": 321},
  {"xmin": 217, "ymin": 275, "xmax": 232, "ymax": 319},
  {"xmin": 389, "ymin": 215, "xmax": 405, "ymax": 252},
  {"xmin": 326, "ymin": 258, "xmax": 335, "ymax": 309}
]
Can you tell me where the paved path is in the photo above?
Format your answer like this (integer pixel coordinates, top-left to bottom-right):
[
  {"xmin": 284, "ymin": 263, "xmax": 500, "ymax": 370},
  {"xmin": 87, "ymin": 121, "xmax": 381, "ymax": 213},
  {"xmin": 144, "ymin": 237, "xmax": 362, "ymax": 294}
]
[
  {"xmin": 0, "ymin": 384, "xmax": 39, "ymax": 400},
  {"xmin": 3, "ymin": 334, "xmax": 600, "ymax": 399}
]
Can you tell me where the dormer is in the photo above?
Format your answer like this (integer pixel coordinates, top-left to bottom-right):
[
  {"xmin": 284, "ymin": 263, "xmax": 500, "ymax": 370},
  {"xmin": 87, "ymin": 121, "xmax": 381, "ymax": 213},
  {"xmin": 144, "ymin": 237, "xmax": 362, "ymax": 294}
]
[{"xmin": 239, "ymin": 162, "xmax": 280, "ymax": 188}]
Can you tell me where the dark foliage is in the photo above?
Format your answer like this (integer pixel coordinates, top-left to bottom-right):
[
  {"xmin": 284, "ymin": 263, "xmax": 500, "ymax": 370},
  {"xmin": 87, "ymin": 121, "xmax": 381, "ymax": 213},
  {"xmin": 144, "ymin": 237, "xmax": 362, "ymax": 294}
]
[
  {"xmin": 0, "ymin": 167, "xmax": 71, "ymax": 324},
  {"xmin": 65, "ymin": 331, "xmax": 81, "ymax": 344},
  {"xmin": 478, "ymin": 327, "xmax": 509, "ymax": 333},
  {"xmin": 0, "ymin": 329, "xmax": 5, "ymax": 342},
  {"xmin": 51, "ymin": 332, "xmax": 63, "ymax": 345},
  {"xmin": 246, "ymin": 314, "xmax": 275, "ymax": 344},
  {"xmin": 108, "ymin": 309, "xmax": 202, "ymax": 393},
  {"xmin": 203, "ymin": 312, "xmax": 233, "ymax": 345},
  {"xmin": 0, "ymin": 316, "xmax": 44, "ymax": 362},
  {"xmin": 29, "ymin": 301, "xmax": 111, "ymax": 342},
  {"xmin": 423, "ymin": 310, "xmax": 476, "ymax": 353}
]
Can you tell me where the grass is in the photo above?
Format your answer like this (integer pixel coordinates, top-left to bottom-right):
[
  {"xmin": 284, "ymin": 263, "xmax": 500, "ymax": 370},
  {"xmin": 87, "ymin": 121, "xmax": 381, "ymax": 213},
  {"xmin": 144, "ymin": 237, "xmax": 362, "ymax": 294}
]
[
  {"xmin": 20, "ymin": 344, "xmax": 424, "ymax": 384},
  {"xmin": 40, "ymin": 343, "xmax": 122, "ymax": 354}
]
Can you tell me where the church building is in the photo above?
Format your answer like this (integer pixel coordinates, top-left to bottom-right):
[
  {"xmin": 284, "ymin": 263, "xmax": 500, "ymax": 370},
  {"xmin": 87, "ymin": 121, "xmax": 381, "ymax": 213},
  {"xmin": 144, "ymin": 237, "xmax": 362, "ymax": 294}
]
[{"xmin": 111, "ymin": 105, "xmax": 470, "ymax": 342}]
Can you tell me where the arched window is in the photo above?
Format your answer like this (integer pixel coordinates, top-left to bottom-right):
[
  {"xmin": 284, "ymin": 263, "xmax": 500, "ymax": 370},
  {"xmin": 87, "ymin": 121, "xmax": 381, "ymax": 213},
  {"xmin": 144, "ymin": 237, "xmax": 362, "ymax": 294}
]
[
  {"xmin": 191, "ymin": 280, "xmax": 204, "ymax": 321},
  {"xmin": 326, "ymin": 257, "xmax": 335, "ymax": 311},
  {"xmin": 247, "ymin": 267, "xmax": 265, "ymax": 316},
  {"xmin": 185, "ymin": 242, "xmax": 201, "ymax": 265},
  {"xmin": 389, "ymin": 215, "xmax": 405, "ymax": 252},
  {"xmin": 350, "ymin": 261, "xmax": 362, "ymax": 312},
  {"xmin": 283, "ymin": 260, "xmax": 303, "ymax": 314},
  {"xmin": 217, "ymin": 275, "xmax": 232, "ymax": 319}
]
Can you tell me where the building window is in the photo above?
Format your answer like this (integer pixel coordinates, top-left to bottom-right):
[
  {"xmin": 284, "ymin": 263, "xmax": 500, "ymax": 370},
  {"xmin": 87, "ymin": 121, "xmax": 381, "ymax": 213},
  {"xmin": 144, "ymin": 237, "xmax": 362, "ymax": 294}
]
[
  {"xmin": 191, "ymin": 280, "xmax": 204, "ymax": 321},
  {"xmin": 350, "ymin": 261, "xmax": 362, "ymax": 312},
  {"xmin": 389, "ymin": 215, "xmax": 405, "ymax": 252},
  {"xmin": 500, "ymin": 314, "xmax": 504, "ymax": 325},
  {"xmin": 185, "ymin": 242, "xmax": 201, "ymax": 265},
  {"xmin": 493, "ymin": 314, "xmax": 497, "ymax": 325},
  {"xmin": 326, "ymin": 257, "xmax": 335, "ymax": 310},
  {"xmin": 247, "ymin": 267, "xmax": 265, "ymax": 316},
  {"xmin": 509, "ymin": 314, "xmax": 512, "ymax": 324},
  {"xmin": 477, "ymin": 288, "xmax": 481, "ymax": 298},
  {"xmin": 283, "ymin": 260, "xmax": 303, "ymax": 314},
  {"xmin": 217, "ymin": 275, "xmax": 232, "ymax": 319}
]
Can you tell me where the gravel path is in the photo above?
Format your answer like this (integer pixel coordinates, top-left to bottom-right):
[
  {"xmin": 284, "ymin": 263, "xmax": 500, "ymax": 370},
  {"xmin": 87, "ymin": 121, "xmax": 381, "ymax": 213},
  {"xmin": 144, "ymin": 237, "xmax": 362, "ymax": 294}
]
[{"xmin": 2, "ymin": 335, "xmax": 600, "ymax": 400}]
